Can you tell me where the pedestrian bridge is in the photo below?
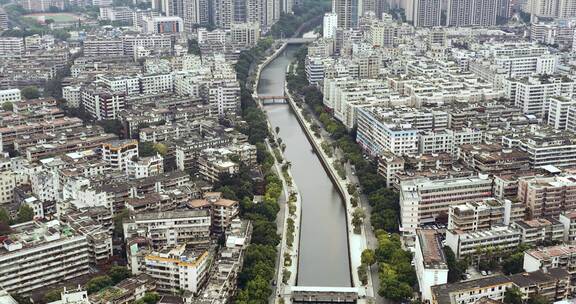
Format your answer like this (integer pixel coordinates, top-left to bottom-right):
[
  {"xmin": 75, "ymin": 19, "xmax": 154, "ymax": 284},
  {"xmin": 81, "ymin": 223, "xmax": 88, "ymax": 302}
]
[
  {"xmin": 253, "ymin": 94, "xmax": 288, "ymax": 104},
  {"xmin": 286, "ymin": 286, "xmax": 361, "ymax": 303},
  {"xmin": 283, "ymin": 37, "xmax": 316, "ymax": 44}
]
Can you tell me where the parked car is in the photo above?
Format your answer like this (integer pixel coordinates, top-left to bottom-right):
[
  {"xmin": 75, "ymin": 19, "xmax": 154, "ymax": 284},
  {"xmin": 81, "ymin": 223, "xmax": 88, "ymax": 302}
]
[{"xmin": 481, "ymin": 271, "xmax": 487, "ymax": 276}]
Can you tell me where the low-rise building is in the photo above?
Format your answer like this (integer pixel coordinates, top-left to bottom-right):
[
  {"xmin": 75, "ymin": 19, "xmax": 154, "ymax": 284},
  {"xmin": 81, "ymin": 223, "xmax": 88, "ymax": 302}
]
[
  {"xmin": 445, "ymin": 226, "xmax": 521, "ymax": 260},
  {"xmin": 524, "ymin": 245, "xmax": 576, "ymax": 286},
  {"xmin": 143, "ymin": 245, "xmax": 211, "ymax": 294},
  {"xmin": 188, "ymin": 192, "xmax": 239, "ymax": 233},
  {"xmin": 448, "ymin": 198, "xmax": 524, "ymax": 232},
  {"xmin": 399, "ymin": 175, "xmax": 494, "ymax": 233},
  {"xmin": 517, "ymin": 174, "xmax": 576, "ymax": 218},
  {"xmin": 124, "ymin": 210, "xmax": 211, "ymax": 249},
  {"xmin": 414, "ymin": 230, "xmax": 448, "ymax": 302},
  {"xmin": 512, "ymin": 218, "xmax": 565, "ymax": 246},
  {"xmin": 0, "ymin": 220, "xmax": 91, "ymax": 294},
  {"xmin": 431, "ymin": 276, "xmax": 514, "ymax": 304}
]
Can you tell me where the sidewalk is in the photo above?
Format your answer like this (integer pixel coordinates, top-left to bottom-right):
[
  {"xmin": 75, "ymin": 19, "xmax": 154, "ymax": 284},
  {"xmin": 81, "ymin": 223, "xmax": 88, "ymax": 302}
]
[
  {"xmin": 285, "ymin": 85, "xmax": 374, "ymax": 300},
  {"xmin": 265, "ymin": 121, "xmax": 302, "ymax": 304}
]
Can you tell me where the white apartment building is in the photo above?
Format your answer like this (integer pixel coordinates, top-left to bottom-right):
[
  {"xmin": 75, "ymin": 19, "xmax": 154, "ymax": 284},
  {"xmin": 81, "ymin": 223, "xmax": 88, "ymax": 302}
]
[
  {"xmin": 431, "ymin": 276, "xmax": 514, "ymax": 304},
  {"xmin": 0, "ymin": 220, "xmax": 91, "ymax": 294},
  {"xmin": 144, "ymin": 245, "xmax": 211, "ymax": 294},
  {"xmin": 230, "ymin": 22, "xmax": 260, "ymax": 47},
  {"xmin": 368, "ymin": 21, "xmax": 396, "ymax": 47},
  {"xmin": 445, "ymin": 225, "xmax": 521, "ymax": 260},
  {"xmin": 0, "ymin": 37, "xmax": 24, "ymax": 56},
  {"xmin": 97, "ymin": 75, "xmax": 141, "ymax": 95},
  {"xmin": 142, "ymin": 16, "xmax": 183, "ymax": 34},
  {"xmin": 0, "ymin": 89, "xmax": 21, "ymax": 104},
  {"xmin": 399, "ymin": 175, "xmax": 494, "ymax": 233},
  {"xmin": 527, "ymin": 0, "xmax": 576, "ymax": 18},
  {"xmin": 356, "ymin": 107, "xmax": 449, "ymax": 157},
  {"xmin": 418, "ymin": 128, "xmax": 482, "ymax": 155},
  {"xmin": 471, "ymin": 43, "xmax": 557, "ymax": 86},
  {"xmin": 512, "ymin": 218, "xmax": 565, "ymax": 246},
  {"xmin": 0, "ymin": 170, "xmax": 26, "ymax": 205},
  {"xmin": 208, "ymin": 80, "xmax": 240, "ymax": 117},
  {"xmin": 101, "ymin": 140, "xmax": 139, "ymax": 172},
  {"xmin": 62, "ymin": 86, "xmax": 82, "ymax": 108},
  {"xmin": 124, "ymin": 210, "xmax": 211, "ymax": 248},
  {"xmin": 448, "ymin": 198, "xmax": 523, "ymax": 232},
  {"xmin": 568, "ymin": 106, "xmax": 576, "ymax": 133},
  {"xmin": 504, "ymin": 75, "xmax": 575, "ymax": 117},
  {"xmin": 323, "ymin": 13, "xmax": 338, "ymax": 38},
  {"xmin": 139, "ymin": 73, "xmax": 174, "ymax": 95},
  {"xmin": 305, "ymin": 57, "xmax": 327, "ymax": 85},
  {"xmin": 414, "ymin": 230, "xmax": 448, "ymax": 302},
  {"xmin": 83, "ymin": 37, "xmax": 124, "ymax": 57},
  {"xmin": 377, "ymin": 152, "xmax": 405, "ymax": 188},
  {"xmin": 122, "ymin": 34, "xmax": 173, "ymax": 58},
  {"xmin": 559, "ymin": 211, "xmax": 576, "ymax": 243},
  {"xmin": 126, "ymin": 155, "xmax": 164, "ymax": 179},
  {"xmin": 502, "ymin": 128, "xmax": 576, "ymax": 168},
  {"xmin": 412, "ymin": 0, "xmax": 442, "ymax": 27},
  {"xmin": 523, "ymin": 245, "xmax": 576, "ymax": 275},
  {"xmin": 447, "ymin": 0, "xmax": 498, "ymax": 27},
  {"xmin": 548, "ymin": 97, "xmax": 576, "ymax": 130}
]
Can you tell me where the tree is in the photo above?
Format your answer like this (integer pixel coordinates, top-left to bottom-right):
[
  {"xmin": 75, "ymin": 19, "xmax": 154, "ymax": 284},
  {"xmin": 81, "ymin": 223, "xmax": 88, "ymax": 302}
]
[
  {"xmin": 139, "ymin": 142, "xmax": 155, "ymax": 157},
  {"xmin": 11, "ymin": 294, "xmax": 32, "ymax": 304},
  {"xmin": 352, "ymin": 208, "xmax": 365, "ymax": 233},
  {"xmin": 275, "ymin": 126, "xmax": 280, "ymax": 133},
  {"xmin": 502, "ymin": 252, "xmax": 524, "ymax": 274},
  {"xmin": 153, "ymin": 143, "xmax": 168, "ymax": 156},
  {"xmin": 99, "ymin": 120, "xmax": 124, "ymax": 137},
  {"xmin": 0, "ymin": 207, "xmax": 10, "ymax": 225},
  {"xmin": 43, "ymin": 289, "xmax": 62, "ymax": 303},
  {"xmin": 15, "ymin": 205, "xmax": 34, "ymax": 223},
  {"xmin": 85, "ymin": 275, "xmax": 113, "ymax": 294},
  {"xmin": 187, "ymin": 39, "xmax": 201, "ymax": 55},
  {"xmin": 21, "ymin": 86, "xmax": 40, "ymax": 99},
  {"xmin": 444, "ymin": 246, "xmax": 468, "ymax": 283},
  {"xmin": 113, "ymin": 209, "xmax": 129, "ymax": 238},
  {"xmin": 361, "ymin": 249, "xmax": 376, "ymax": 266},
  {"xmin": 108, "ymin": 266, "xmax": 131, "ymax": 284},
  {"xmin": 503, "ymin": 287, "xmax": 523, "ymax": 304},
  {"xmin": 135, "ymin": 292, "xmax": 160, "ymax": 304},
  {"xmin": 251, "ymin": 220, "xmax": 280, "ymax": 246},
  {"xmin": 2, "ymin": 102, "xmax": 13, "ymax": 111},
  {"xmin": 528, "ymin": 295, "xmax": 549, "ymax": 304}
]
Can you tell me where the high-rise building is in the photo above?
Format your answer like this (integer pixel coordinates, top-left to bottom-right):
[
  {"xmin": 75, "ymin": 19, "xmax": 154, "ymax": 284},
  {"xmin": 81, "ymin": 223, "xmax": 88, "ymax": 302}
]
[
  {"xmin": 214, "ymin": 0, "xmax": 234, "ymax": 29},
  {"xmin": 527, "ymin": 0, "xmax": 576, "ymax": 18},
  {"xmin": 262, "ymin": 0, "xmax": 281, "ymax": 28},
  {"xmin": 447, "ymin": 0, "xmax": 498, "ymax": 27},
  {"xmin": 0, "ymin": 8, "xmax": 7, "ymax": 31},
  {"xmin": 182, "ymin": 0, "xmax": 211, "ymax": 32},
  {"xmin": 332, "ymin": 0, "xmax": 359, "ymax": 29},
  {"xmin": 498, "ymin": 0, "xmax": 511, "ymax": 19},
  {"xmin": 282, "ymin": 0, "xmax": 294, "ymax": 14},
  {"xmin": 323, "ymin": 13, "xmax": 338, "ymax": 38},
  {"xmin": 412, "ymin": 0, "xmax": 441, "ymax": 27}
]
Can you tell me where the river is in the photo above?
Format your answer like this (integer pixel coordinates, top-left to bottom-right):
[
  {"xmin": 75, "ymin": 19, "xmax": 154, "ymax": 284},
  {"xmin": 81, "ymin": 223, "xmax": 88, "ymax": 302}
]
[{"xmin": 257, "ymin": 44, "xmax": 351, "ymax": 287}]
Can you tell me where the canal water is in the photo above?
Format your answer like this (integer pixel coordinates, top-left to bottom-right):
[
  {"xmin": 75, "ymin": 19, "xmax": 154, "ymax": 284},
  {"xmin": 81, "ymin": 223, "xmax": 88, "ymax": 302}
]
[{"xmin": 257, "ymin": 44, "xmax": 351, "ymax": 287}]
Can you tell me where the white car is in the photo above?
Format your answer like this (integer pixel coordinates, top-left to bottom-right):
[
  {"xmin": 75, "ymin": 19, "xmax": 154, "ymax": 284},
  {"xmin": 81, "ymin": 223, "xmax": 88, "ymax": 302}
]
[{"xmin": 481, "ymin": 271, "xmax": 487, "ymax": 276}]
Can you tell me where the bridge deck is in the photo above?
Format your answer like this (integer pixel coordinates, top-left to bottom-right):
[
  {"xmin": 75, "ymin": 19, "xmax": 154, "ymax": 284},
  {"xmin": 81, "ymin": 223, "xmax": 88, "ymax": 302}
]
[{"xmin": 287, "ymin": 286, "xmax": 360, "ymax": 303}]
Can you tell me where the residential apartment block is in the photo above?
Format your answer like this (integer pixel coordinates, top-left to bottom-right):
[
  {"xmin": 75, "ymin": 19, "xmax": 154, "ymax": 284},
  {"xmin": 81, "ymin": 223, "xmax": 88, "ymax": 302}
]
[
  {"xmin": 399, "ymin": 175, "xmax": 494, "ymax": 232},
  {"xmin": 0, "ymin": 221, "xmax": 91, "ymax": 294}
]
